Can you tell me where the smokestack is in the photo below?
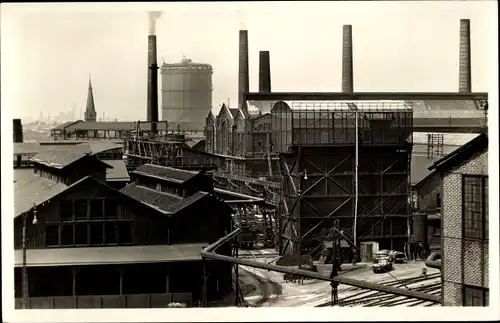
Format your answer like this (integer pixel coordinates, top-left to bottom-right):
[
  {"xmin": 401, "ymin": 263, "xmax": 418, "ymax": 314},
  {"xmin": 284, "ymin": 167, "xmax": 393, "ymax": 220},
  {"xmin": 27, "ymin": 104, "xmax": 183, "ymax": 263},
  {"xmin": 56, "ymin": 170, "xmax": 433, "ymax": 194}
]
[
  {"xmin": 13, "ymin": 119, "xmax": 23, "ymax": 143},
  {"xmin": 459, "ymin": 19, "xmax": 471, "ymax": 93},
  {"xmin": 147, "ymin": 11, "xmax": 161, "ymax": 134},
  {"xmin": 238, "ymin": 30, "xmax": 249, "ymax": 108},
  {"xmin": 342, "ymin": 25, "xmax": 353, "ymax": 93},
  {"xmin": 259, "ymin": 51, "xmax": 271, "ymax": 93}
]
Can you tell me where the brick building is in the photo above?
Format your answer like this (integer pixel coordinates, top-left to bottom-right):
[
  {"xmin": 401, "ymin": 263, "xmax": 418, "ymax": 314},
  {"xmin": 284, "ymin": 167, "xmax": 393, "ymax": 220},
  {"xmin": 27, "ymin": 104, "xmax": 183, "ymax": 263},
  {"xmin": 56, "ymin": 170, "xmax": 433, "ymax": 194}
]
[{"xmin": 429, "ymin": 133, "xmax": 489, "ymax": 306}]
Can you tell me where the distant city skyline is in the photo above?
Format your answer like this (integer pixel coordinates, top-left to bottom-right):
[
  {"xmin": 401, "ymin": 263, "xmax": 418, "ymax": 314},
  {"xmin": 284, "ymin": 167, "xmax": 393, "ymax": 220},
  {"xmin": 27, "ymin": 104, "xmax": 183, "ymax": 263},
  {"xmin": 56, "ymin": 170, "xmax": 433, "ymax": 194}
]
[{"xmin": 1, "ymin": 1, "xmax": 495, "ymax": 122}]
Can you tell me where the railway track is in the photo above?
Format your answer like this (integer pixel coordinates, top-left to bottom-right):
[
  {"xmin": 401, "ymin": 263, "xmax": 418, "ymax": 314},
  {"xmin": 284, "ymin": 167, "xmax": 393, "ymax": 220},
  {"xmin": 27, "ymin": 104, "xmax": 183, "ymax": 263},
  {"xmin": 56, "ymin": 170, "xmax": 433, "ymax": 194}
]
[{"xmin": 316, "ymin": 273, "xmax": 441, "ymax": 308}]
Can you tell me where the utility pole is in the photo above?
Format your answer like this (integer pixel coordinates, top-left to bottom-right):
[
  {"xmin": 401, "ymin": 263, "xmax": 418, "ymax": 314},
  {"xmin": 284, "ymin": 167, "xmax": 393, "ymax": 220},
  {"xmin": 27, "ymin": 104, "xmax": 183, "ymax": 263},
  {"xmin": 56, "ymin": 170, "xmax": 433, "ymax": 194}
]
[{"xmin": 22, "ymin": 203, "xmax": 38, "ymax": 309}]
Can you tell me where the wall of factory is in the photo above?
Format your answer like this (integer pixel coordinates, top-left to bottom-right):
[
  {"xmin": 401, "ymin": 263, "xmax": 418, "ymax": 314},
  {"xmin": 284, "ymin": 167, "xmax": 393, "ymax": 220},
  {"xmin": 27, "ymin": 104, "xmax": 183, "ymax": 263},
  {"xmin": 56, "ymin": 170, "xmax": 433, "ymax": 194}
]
[
  {"xmin": 161, "ymin": 61, "xmax": 213, "ymax": 130},
  {"xmin": 14, "ymin": 182, "xmax": 172, "ymax": 250},
  {"xmin": 442, "ymin": 150, "xmax": 488, "ymax": 306}
]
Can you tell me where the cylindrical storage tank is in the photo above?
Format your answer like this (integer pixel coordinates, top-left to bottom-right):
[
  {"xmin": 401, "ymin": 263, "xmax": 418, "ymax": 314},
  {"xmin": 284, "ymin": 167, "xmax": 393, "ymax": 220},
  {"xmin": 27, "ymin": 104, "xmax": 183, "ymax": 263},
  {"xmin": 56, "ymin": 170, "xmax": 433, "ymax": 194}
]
[
  {"xmin": 412, "ymin": 212, "xmax": 427, "ymax": 243},
  {"xmin": 13, "ymin": 119, "xmax": 24, "ymax": 143},
  {"xmin": 161, "ymin": 58, "xmax": 213, "ymax": 130}
]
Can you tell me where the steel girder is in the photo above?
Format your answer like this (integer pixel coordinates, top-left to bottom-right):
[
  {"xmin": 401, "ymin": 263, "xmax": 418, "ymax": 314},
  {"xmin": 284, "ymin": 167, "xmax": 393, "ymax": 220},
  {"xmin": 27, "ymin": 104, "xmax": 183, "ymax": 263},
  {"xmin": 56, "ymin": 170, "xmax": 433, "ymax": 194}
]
[{"xmin": 279, "ymin": 144, "xmax": 412, "ymax": 257}]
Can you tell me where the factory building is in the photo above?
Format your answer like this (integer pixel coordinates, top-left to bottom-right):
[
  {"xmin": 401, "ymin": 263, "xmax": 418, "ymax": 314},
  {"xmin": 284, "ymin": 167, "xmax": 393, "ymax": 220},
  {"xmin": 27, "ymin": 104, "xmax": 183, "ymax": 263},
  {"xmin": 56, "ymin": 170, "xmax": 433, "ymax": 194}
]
[
  {"xmin": 161, "ymin": 58, "xmax": 213, "ymax": 130},
  {"xmin": 428, "ymin": 134, "xmax": 489, "ymax": 306},
  {"xmin": 14, "ymin": 146, "xmax": 234, "ymax": 308}
]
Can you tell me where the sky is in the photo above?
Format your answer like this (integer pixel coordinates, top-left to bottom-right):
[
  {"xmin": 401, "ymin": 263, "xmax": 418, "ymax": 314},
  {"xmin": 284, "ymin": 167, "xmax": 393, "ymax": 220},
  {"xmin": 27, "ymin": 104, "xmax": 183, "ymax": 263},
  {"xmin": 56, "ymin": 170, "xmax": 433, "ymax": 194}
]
[{"xmin": 1, "ymin": 1, "xmax": 496, "ymax": 122}]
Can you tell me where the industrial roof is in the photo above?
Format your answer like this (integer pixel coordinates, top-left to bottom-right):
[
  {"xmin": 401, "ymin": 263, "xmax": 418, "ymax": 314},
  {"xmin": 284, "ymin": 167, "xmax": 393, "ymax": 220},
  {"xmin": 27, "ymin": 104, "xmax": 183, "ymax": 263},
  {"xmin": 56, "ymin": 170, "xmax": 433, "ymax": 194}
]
[
  {"xmin": 14, "ymin": 169, "xmax": 68, "ymax": 216},
  {"xmin": 58, "ymin": 121, "xmax": 205, "ymax": 133},
  {"xmin": 277, "ymin": 100, "xmax": 412, "ymax": 112},
  {"xmin": 120, "ymin": 183, "xmax": 207, "ymax": 214},
  {"xmin": 14, "ymin": 142, "xmax": 42, "ymax": 155},
  {"xmin": 30, "ymin": 149, "xmax": 90, "ymax": 169},
  {"xmin": 77, "ymin": 141, "xmax": 123, "ymax": 155},
  {"xmin": 244, "ymin": 92, "xmax": 488, "ymax": 101},
  {"xmin": 30, "ymin": 148, "xmax": 113, "ymax": 170},
  {"xmin": 103, "ymin": 160, "xmax": 130, "ymax": 182},
  {"xmin": 429, "ymin": 133, "xmax": 488, "ymax": 172},
  {"xmin": 14, "ymin": 243, "xmax": 207, "ymax": 267},
  {"xmin": 51, "ymin": 120, "xmax": 84, "ymax": 131},
  {"xmin": 412, "ymin": 100, "xmax": 481, "ymax": 111},
  {"xmin": 412, "ymin": 132, "xmax": 480, "ymax": 146},
  {"xmin": 132, "ymin": 164, "xmax": 201, "ymax": 184}
]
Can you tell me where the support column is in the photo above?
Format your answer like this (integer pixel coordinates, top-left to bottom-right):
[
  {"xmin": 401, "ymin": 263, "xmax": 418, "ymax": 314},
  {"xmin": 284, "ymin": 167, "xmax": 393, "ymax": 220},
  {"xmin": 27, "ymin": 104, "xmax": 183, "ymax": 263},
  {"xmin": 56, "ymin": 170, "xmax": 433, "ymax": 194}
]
[
  {"xmin": 165, "ymin": 266, "xmax": 170, "ymax": 294},
  {"xmin": 119, "ymin": 267, "xmax": 123, "ymax": 295},
  {"xmin": 70, "ymin": 267, "xmax": 78, "ymax": 309},
  {"xmin": 234, "ymin": 245, "xmax": 240, "ymax": 306},
  {"xmin": 201, "ymin": 259, "xmax": 208, "ymax": 307}
]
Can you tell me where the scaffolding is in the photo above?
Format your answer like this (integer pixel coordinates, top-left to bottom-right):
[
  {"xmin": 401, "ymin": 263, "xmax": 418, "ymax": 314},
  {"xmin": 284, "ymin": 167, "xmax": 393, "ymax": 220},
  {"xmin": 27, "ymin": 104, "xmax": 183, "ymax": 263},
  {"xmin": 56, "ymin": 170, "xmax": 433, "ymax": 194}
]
[{"xmin": 271, "ymin": 101, "xmax": 413, "ymax": 258}]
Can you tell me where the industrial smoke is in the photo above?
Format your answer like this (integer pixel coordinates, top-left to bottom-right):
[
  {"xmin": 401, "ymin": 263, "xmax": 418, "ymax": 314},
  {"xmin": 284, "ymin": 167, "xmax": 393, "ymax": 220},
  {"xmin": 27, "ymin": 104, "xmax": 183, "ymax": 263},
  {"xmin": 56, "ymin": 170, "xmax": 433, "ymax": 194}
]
[{"xmin": 148, "ymin": 11, "xmax": 162, "ymax": 35}]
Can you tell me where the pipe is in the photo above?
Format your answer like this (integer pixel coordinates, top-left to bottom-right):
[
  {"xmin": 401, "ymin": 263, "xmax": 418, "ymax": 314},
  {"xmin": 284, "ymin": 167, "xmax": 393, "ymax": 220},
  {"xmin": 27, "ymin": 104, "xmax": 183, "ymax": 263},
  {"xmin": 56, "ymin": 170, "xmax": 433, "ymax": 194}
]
[
  {"xmin": 425, "ymin": 252, "xmax": 442, "ymax": 271},
  {"xmin": 201, "ymin": 228, "xmax": 440, "ymax": 303}
]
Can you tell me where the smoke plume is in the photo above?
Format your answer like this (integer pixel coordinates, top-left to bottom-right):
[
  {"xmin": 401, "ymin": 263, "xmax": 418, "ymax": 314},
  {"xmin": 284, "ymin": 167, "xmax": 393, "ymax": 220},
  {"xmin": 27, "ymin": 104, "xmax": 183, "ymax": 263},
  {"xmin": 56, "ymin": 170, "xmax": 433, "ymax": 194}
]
[{"xmin": 148, "ymin": 11, "xmax": 162, "ymax": 35}]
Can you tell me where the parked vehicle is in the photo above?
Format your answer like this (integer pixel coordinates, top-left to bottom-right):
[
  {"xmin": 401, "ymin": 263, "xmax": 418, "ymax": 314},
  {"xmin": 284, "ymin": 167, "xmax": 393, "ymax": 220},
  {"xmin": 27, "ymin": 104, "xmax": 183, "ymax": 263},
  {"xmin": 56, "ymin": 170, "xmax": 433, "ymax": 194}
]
[
  {"xmin": 391, "ymin": 251, "xmax": 407, "ymax": 264},
  {"xmin": 372, "ymin": 256, "xmax": 393, "ymax": 273}
]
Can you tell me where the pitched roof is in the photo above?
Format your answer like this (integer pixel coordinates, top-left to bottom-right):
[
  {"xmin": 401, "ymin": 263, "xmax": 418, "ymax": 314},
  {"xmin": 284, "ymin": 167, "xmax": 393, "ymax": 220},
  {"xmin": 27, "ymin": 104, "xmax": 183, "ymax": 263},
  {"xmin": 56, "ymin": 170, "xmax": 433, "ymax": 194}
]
[
  {"xmin": 51, "ymin": 120, "xmax": 84, "ymax": 131},
  {"xmin": 429, "ymin": 133, "xmax": 488, "ymax": 172},
  {"xmin": 132, "ymin": 164, "xmax": 201, "ymax": 184},
  {"xmin": 103, "ymin": 159, "xmax": 130, "ymax": 182},
  {"xmin": 120, "ymin": 183, "xmax": 208, "ymax": 214},
  {"xmin": 14, "ymin": 142, "xmax": 42, "ymax": 155},
  {"xmin": 30, "ymin": 148, "xmax": 112, "ymax": 170},
  {"xmin": 229, "ymin": 108, "xmax": 239, "ymax": 118},
  {"xmin": 14, "ymin": 169, "xmax": 68, "ymax": 216}
]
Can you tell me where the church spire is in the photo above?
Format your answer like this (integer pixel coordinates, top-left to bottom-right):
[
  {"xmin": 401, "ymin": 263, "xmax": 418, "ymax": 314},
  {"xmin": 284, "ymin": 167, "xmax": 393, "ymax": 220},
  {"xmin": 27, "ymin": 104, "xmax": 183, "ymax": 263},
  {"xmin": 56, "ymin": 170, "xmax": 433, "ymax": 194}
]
[{"xmin": 84, "ymin": 74, "xmax": 97, "ymax": 122}]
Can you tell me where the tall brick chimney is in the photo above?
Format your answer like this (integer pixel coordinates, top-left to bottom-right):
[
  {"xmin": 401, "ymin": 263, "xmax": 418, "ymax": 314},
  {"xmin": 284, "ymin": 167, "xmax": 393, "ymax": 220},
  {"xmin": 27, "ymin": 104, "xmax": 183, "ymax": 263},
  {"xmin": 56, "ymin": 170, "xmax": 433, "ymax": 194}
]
[
  {"xmin": 238, "ymin": 30, "xmax": 249, "ymax": 109},
  {"xmin": 342, "ymin": 25, "xmax": 354, "ymax": 93},
  {"xmin": 459, "ymin": 19, "xmax": 471, "ymax": 93},
  {"xmin": 259, "ymin": 51, "xmax": 271, "ymax": 93}
]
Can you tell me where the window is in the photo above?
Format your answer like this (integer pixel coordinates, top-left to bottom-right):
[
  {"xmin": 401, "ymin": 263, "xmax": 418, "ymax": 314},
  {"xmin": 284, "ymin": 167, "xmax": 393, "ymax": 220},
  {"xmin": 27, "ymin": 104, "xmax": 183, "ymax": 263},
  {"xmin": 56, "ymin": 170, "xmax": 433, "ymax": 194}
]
[
  {"xmin": 45, "ymin": 225, "xmax": 59, "ymax": 246},
  {"xmin": 74, "ymin": 223, "xmax": 89, "ymax": 245},
  {"xmin": 463, "ymin": 285, "xmax": 489, "ymax": 306},
  {"xmin": 90, "ymin": 200, "xmax": 104, "ymax": 220},
  {"xmin": 118, "ymin": 223, "xmax": 133, "ymax": 244},
  {"xmin": 436, "ymin": 193, "xmax": 441, "ymax": 210},
  {"xmin": 105, "ymin": 223, "xmax": 119, "ymax": 244},
  {"xmin": 90, "ymin": 223, "xmax": 104, "ymax": 245},
  {"xmin": 60, "ymin": 224, "xmax": 74, "ymax": 246},
  {"xmin": 60, "ymin": 200, "xmax": 73, "ymax": 221},
  {"xmin": 105, "ymin": 199, "xmax": 118, "ymax": 219},
  {"xmin": 462, "ymin": 176, "xmax": 488, "ymax": 240},
  {"xmin": 74, "ymin": 200, "xmax": 88, "ymax": 220}
]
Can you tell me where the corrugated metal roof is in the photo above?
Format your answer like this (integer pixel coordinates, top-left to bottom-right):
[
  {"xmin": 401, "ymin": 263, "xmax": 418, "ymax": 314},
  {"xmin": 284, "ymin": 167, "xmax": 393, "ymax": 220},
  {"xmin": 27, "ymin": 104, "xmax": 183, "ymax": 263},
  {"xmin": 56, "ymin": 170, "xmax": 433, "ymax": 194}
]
[
  {"xmin": 103, "ymin": 160, "xmax": 130, "ymax": 181},
  {"xmin": 14, "ymin": 169, "xmax": 68, "ymax": 216},
  {"xmin": 120, "ymin": 183, "xmax": 179, "ymax": 213},
  {"xmin": 15, "ymin": 243, "xmax": 207, "ymax": 267},
  {"xmin": 133, "ymin": 164, "xmax": 200, "ymax": 184},
  {"xmin": 281, "ymin": 100, "xmax": 411, "ymax": 112},
  {"xmin": 120, "ymin": 184, "xmax": 208, "ymax": 214}
]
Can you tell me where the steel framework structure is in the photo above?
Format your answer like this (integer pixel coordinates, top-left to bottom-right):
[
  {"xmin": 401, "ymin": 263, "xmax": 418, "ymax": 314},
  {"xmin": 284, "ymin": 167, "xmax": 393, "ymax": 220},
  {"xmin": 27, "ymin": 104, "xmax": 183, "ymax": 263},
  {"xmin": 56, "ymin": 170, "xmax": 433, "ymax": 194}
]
[{"xmin": 272, "ymin": 101, "xmax": 413, "ymax": 257}]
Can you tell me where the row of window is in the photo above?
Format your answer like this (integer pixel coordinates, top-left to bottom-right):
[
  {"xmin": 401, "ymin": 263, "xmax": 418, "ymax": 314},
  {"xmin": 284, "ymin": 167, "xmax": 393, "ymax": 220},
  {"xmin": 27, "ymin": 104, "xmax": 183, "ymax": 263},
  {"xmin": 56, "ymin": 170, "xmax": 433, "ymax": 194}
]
[
  {"xmin": 462, "ymin": 175, "xmax": 488, "ymax": 240},
  {"xmin": 58, "ymin": 199, "xmax": 119, "ymax": 222},
  {"xmin": 45, "ymin": 222, "xmax": 133, "ymax": 247}
]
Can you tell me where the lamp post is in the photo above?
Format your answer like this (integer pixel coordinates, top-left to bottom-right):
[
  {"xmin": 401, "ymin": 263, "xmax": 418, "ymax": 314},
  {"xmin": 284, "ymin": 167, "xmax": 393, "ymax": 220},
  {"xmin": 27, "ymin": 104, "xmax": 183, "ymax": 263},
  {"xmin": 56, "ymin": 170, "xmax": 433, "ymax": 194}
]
[{"xmin": 22, "ymin": 203, "xmax": 38, "ymax": 309}]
